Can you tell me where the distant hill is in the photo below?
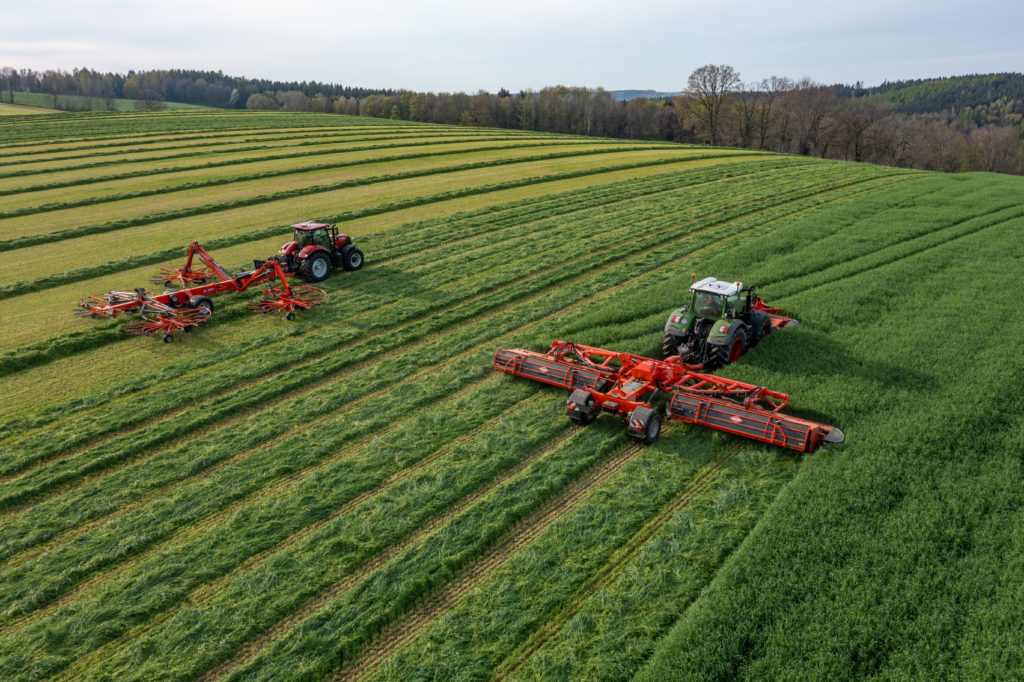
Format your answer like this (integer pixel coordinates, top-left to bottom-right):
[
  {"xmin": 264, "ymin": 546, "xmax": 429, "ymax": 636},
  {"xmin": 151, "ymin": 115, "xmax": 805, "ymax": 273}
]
[
  {"xmin": 609, "ymin": 89, "xmax": 682, "ymax": 102},
  {"xmin": 839, "ymin": 73, "xmax": 1024, "ymax": 128}
]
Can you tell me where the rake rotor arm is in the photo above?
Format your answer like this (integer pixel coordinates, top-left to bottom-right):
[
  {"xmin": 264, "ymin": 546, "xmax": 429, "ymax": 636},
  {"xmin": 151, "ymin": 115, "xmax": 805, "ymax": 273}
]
[{"xmin": 493, "ymin": 340, "xmax": 843, "ymax": 453}]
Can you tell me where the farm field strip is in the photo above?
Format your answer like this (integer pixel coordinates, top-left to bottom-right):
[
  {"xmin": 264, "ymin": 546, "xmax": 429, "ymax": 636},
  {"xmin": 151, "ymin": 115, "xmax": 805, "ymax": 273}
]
[
  {"xmin": 0, "ymin": 166, "xmax": 905, "ymax": 675},
  {"xmin": 0, "ymin": 154, "xmax": 762, "ymax": 338},
  {"xmin": 0, "ymin": 143, "xmax": 688, "ymax": 249},
  {"xmin": 0, "ymin": 135, "xmax": 606, "ymax": 202},
  {"xmin": 350, "ymin": 432, "xmax": 739, "ymax": 682},
  {"xmin": 191, "ymin": 425, "xmax": 580, "ymax": 682},
  {"xmin": 0, "ymin": 150, "xmax": 732, "ymax": 294},
  {"xmin": 0, "ymin": 141, "xmax": 675, "ymax": 219},
  {"xmin": 0, "ymin": 121, "xmax": 416, "ymax": 152},
  {"xmin": 0, "ymin": 163, "xmax": 822, "ymax": 561},
  {"xmin": 492, "ymin": 447, "xmax": 736, "ymax": 680},
  {"xmin": 0, "ymin": 161, "xmax": 795, "ymax": 449},
  {"xmin": 0, "ymin": 163, "xmax": 882, "ymax": 499},
  {"xmin": 0, "ymin": 124, "xmax": 464, "ymax": 162},
  {"xmin": 500, "ymin": 450, "xmax": 796, "ymax": 682},
  {"xmin": 0, "ymin": 163, "xmax": 897, "ymax": 516},
  {"xmin": 0, "ymin": 159, "xmax": 780, "ymax": 414}
]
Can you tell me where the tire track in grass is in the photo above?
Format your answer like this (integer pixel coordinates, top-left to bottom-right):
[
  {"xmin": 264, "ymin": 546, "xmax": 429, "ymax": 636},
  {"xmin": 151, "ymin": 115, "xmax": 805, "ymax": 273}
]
[
  {"xmin": 56, "ymin": 400, "xmax": 573, "ymax": 682},
  {"xmin": 332, "ymin": 440, "xmax": 648, "ymax": 682},
  {"xmin": 191, "ymin": 426, "xmax": 580, "ymax": 682},
  {"xmin": 491, "ymin": 444, "xmax": 743, "ymax": 681}
]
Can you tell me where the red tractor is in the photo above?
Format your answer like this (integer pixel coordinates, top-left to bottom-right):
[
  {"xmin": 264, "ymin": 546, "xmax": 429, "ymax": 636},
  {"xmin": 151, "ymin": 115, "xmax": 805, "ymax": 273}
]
[{"xmin": 279, "ymin": 221, "xmax": 364, "ymax": 282}]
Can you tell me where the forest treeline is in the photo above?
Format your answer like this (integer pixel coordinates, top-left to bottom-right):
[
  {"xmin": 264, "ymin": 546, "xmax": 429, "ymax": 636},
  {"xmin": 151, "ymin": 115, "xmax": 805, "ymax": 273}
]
[{"xmin": 2, "ymin": 65, "xmax": 1022, "ymax": 175}]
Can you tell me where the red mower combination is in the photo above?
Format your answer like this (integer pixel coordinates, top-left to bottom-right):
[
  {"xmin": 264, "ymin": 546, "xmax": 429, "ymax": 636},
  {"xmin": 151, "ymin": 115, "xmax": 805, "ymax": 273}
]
[
  {"xmin": 494, "ymin": 340, "xmax": 843, "ymax": 453},
  {"xmin": 76, "ymin": 222, "xmax": 364, "ymax": 342}
]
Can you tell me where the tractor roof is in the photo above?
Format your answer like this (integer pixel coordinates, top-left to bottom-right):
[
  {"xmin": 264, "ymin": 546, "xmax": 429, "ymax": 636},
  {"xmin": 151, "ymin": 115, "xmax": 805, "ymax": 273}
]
[
  {"xmin": 292, "ymin": 221, "xmax": 330, "ymax": 231},
  {"xmin": 690, "ymin": 277, "xmax": 742, "ymax": 297}
]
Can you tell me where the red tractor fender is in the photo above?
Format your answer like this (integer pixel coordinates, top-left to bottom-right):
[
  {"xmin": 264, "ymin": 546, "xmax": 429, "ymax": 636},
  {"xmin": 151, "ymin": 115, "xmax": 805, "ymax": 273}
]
[
  {"xmin": 279, "ymin": 241, "xmax": 299, "ymax": 256},
  {"xmin": 297, "ymin": 244, "xmax": 330, "ymax": 260}
]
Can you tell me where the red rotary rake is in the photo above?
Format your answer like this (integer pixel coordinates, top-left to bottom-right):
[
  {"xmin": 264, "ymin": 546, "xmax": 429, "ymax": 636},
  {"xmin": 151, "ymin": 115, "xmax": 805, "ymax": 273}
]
[
  {"xmin": 493, "ymin": 340, "xmax": 844, "ymax": 453},
  {"xmin": 76, "ymin": 241, "xmax": 327, "ymax": 342}
]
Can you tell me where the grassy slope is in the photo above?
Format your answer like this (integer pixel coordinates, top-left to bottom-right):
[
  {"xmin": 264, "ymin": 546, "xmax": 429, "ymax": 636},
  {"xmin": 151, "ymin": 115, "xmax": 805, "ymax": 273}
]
[{"xmin": 0, "ymin": 110, "xmax": 1021, "ymax": 681}]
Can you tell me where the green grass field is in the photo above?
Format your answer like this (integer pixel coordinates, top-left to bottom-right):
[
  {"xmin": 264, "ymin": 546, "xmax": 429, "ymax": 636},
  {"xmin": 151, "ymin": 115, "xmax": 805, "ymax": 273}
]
[
  {"xmin": 5, "ymin": 90, "xmax": 208, "ymax": 112},
  {"xmin": 0, "ymin": 108, "xmax": 1022, "ymax": 681}
]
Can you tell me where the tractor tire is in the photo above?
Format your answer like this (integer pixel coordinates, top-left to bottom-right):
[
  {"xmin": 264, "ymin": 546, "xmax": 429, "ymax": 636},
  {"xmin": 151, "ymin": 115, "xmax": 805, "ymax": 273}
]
[
  {"xmin": 705, "ymin": 329, "xmax": 746, "ymax": 370},
  {"xmin": 299, "ymin": 252, "xmax": 332, "ymax": 282},
  {"xmin": 341, "ymin": 246, "xmax": 364, "ymax": 271},
  {"xmin": 627, "ymin": 406, "xmax": 662, "ymax": 444},
  {"xmin": 188, "ymin": 296, "xmax": 214, "ymax": 315},
  {"xmin": 662, "ymin": 333, "xmax": 681, "ymax": 359},
  {"xmin": 747, "ymin": 311, "xmax": 771, "ymax": 348}
]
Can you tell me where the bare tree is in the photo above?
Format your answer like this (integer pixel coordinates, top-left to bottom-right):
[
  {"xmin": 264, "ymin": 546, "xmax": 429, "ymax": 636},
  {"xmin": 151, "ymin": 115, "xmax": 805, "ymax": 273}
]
[
  {"xmin": 687, "ymin": 64, "xmax": 741, "ymax": 145},
  {"xmin": 757, "ymin": 76, "xmax": 791, "ymax": 150}
]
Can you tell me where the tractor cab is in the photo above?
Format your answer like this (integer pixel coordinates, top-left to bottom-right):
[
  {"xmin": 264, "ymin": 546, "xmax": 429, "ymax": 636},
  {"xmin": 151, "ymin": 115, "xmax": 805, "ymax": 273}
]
[
  {"xmin": 292, "ymin": 221, "xmax": 336, "ymax": 250},
  {"xmin": 688, "ymin": 278, "xmax": 742, "ymax": 320}
]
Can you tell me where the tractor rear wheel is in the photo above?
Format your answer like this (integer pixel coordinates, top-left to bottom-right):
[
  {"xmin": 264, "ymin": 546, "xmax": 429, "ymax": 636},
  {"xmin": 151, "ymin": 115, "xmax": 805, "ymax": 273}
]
[
  {"xmin": 662, "ymin": 333, "xmax": 681, "ymax": 359},
  {"xmin": 705, "ymin": 330, "xmax": 746, "ymax": 370},
  {"xmin": 299, "ymin": 252, "xmax": 332, "ymax": 282}
]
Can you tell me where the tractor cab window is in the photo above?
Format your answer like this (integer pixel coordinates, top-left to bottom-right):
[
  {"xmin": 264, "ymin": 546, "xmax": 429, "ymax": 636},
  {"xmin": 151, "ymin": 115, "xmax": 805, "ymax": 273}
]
[
  {"xmin": 295, "ymin": 228, "xmax": 331, "ymax": 249},
  {"xmin": 695, "ymin": 293, "xmax": 724, "ymax": 318}
]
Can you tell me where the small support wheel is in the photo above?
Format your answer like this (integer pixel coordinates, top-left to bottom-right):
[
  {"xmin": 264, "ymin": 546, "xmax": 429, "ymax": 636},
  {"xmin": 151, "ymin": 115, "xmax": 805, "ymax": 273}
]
[
  {"xmin": 626, "ymin": 406, "xmax": 661, "ymax": 444},
  {"xmin": 162, "ymin": 333, "xmax": 174, "ymax": 344},
  {"xmin": 567, "ymin": 388, "xmax": 597, "ymax": 425},
  {"xmin": 285, "ymin": 311, "xmax": 296, "ymax": 321}
]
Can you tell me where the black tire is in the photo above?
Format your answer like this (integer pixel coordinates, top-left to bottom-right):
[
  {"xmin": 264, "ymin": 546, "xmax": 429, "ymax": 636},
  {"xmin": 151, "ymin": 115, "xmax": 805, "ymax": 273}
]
[
  {"xmin": 162, "ymin": 333, "xmax": 174, "ymax": 343},
  {"xmin": 567, "ymin": 388, "xmax": 597, "ymax": 425},
  {"xmin": 285, "ymin": 311, "xmax": 296, "ymax": 321},
  {"xmin": 748, "ymin": 311, "xmax": 770, "ymax": 348},
  {"xmin": 188, "ymin": 296, "xmax": 214, "ymax": 315},
  {"xmin": 342, "ymin": 246, "xmax": 364, "ymax": 271},
  {"xmin": 662, "ymin": 333, "xmax": 681, "ymax": 359},
  {"xmin": 705, "ymin": 328, "xmax": 746, "ymax": 370},
  {"xmin": 299, "ymin": 252, "xmax": 332, "ymax": 282},
  {"xmin": 627, "ymin": 406, "xmax": 662, "ymax": 444}
]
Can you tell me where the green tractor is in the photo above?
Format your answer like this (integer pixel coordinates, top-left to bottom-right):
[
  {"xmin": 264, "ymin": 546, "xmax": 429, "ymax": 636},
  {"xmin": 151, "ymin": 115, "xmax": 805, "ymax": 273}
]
[{"xmin": 662, "ymin": 276, "xmax": 796, "ymax": 370}]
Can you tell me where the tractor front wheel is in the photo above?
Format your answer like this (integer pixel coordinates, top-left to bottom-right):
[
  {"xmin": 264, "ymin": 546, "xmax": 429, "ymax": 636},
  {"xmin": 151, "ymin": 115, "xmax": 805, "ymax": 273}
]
[
  {"xmin": 299, "ymin": 253, "xmax": 332, "ymax": 282},
  {"xmin": 662, "ymin": 333, "xmax": 681, "ymax": 359},
  {"xmin": 342, "ymin": 246, "xmax": 364, "ymax": 271}
]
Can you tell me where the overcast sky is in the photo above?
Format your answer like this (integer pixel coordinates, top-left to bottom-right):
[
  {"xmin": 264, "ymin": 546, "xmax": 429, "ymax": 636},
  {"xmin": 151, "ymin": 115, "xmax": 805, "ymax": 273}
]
[{"xmin": 4, "ymin": 0, "xmax": 1023, "ymax": 92}]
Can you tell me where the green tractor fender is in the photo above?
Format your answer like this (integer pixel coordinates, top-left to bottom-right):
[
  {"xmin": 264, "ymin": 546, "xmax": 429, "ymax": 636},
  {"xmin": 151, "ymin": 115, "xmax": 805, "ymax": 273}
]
[
  {"xmin": 664, "ymin": 307, "xmax": 693, "ymax": 335},
  {"xmin": 706, "ymin": 318, "xmax": 747, "ymax": 346}
]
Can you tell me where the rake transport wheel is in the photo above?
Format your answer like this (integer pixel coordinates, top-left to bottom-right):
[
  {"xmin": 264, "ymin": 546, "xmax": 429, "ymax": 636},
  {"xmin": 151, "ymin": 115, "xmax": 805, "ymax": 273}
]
[
  {"xmin": 626, "ymin": 406, "xmax": 662, "ymax": 444},
  {"xmin": 566, "ymin": 388, "xmax": 598, "ymax": 425},
  {"xmin": 298, "ymin": 252, "xmax": 332, "ymax": 283}
]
